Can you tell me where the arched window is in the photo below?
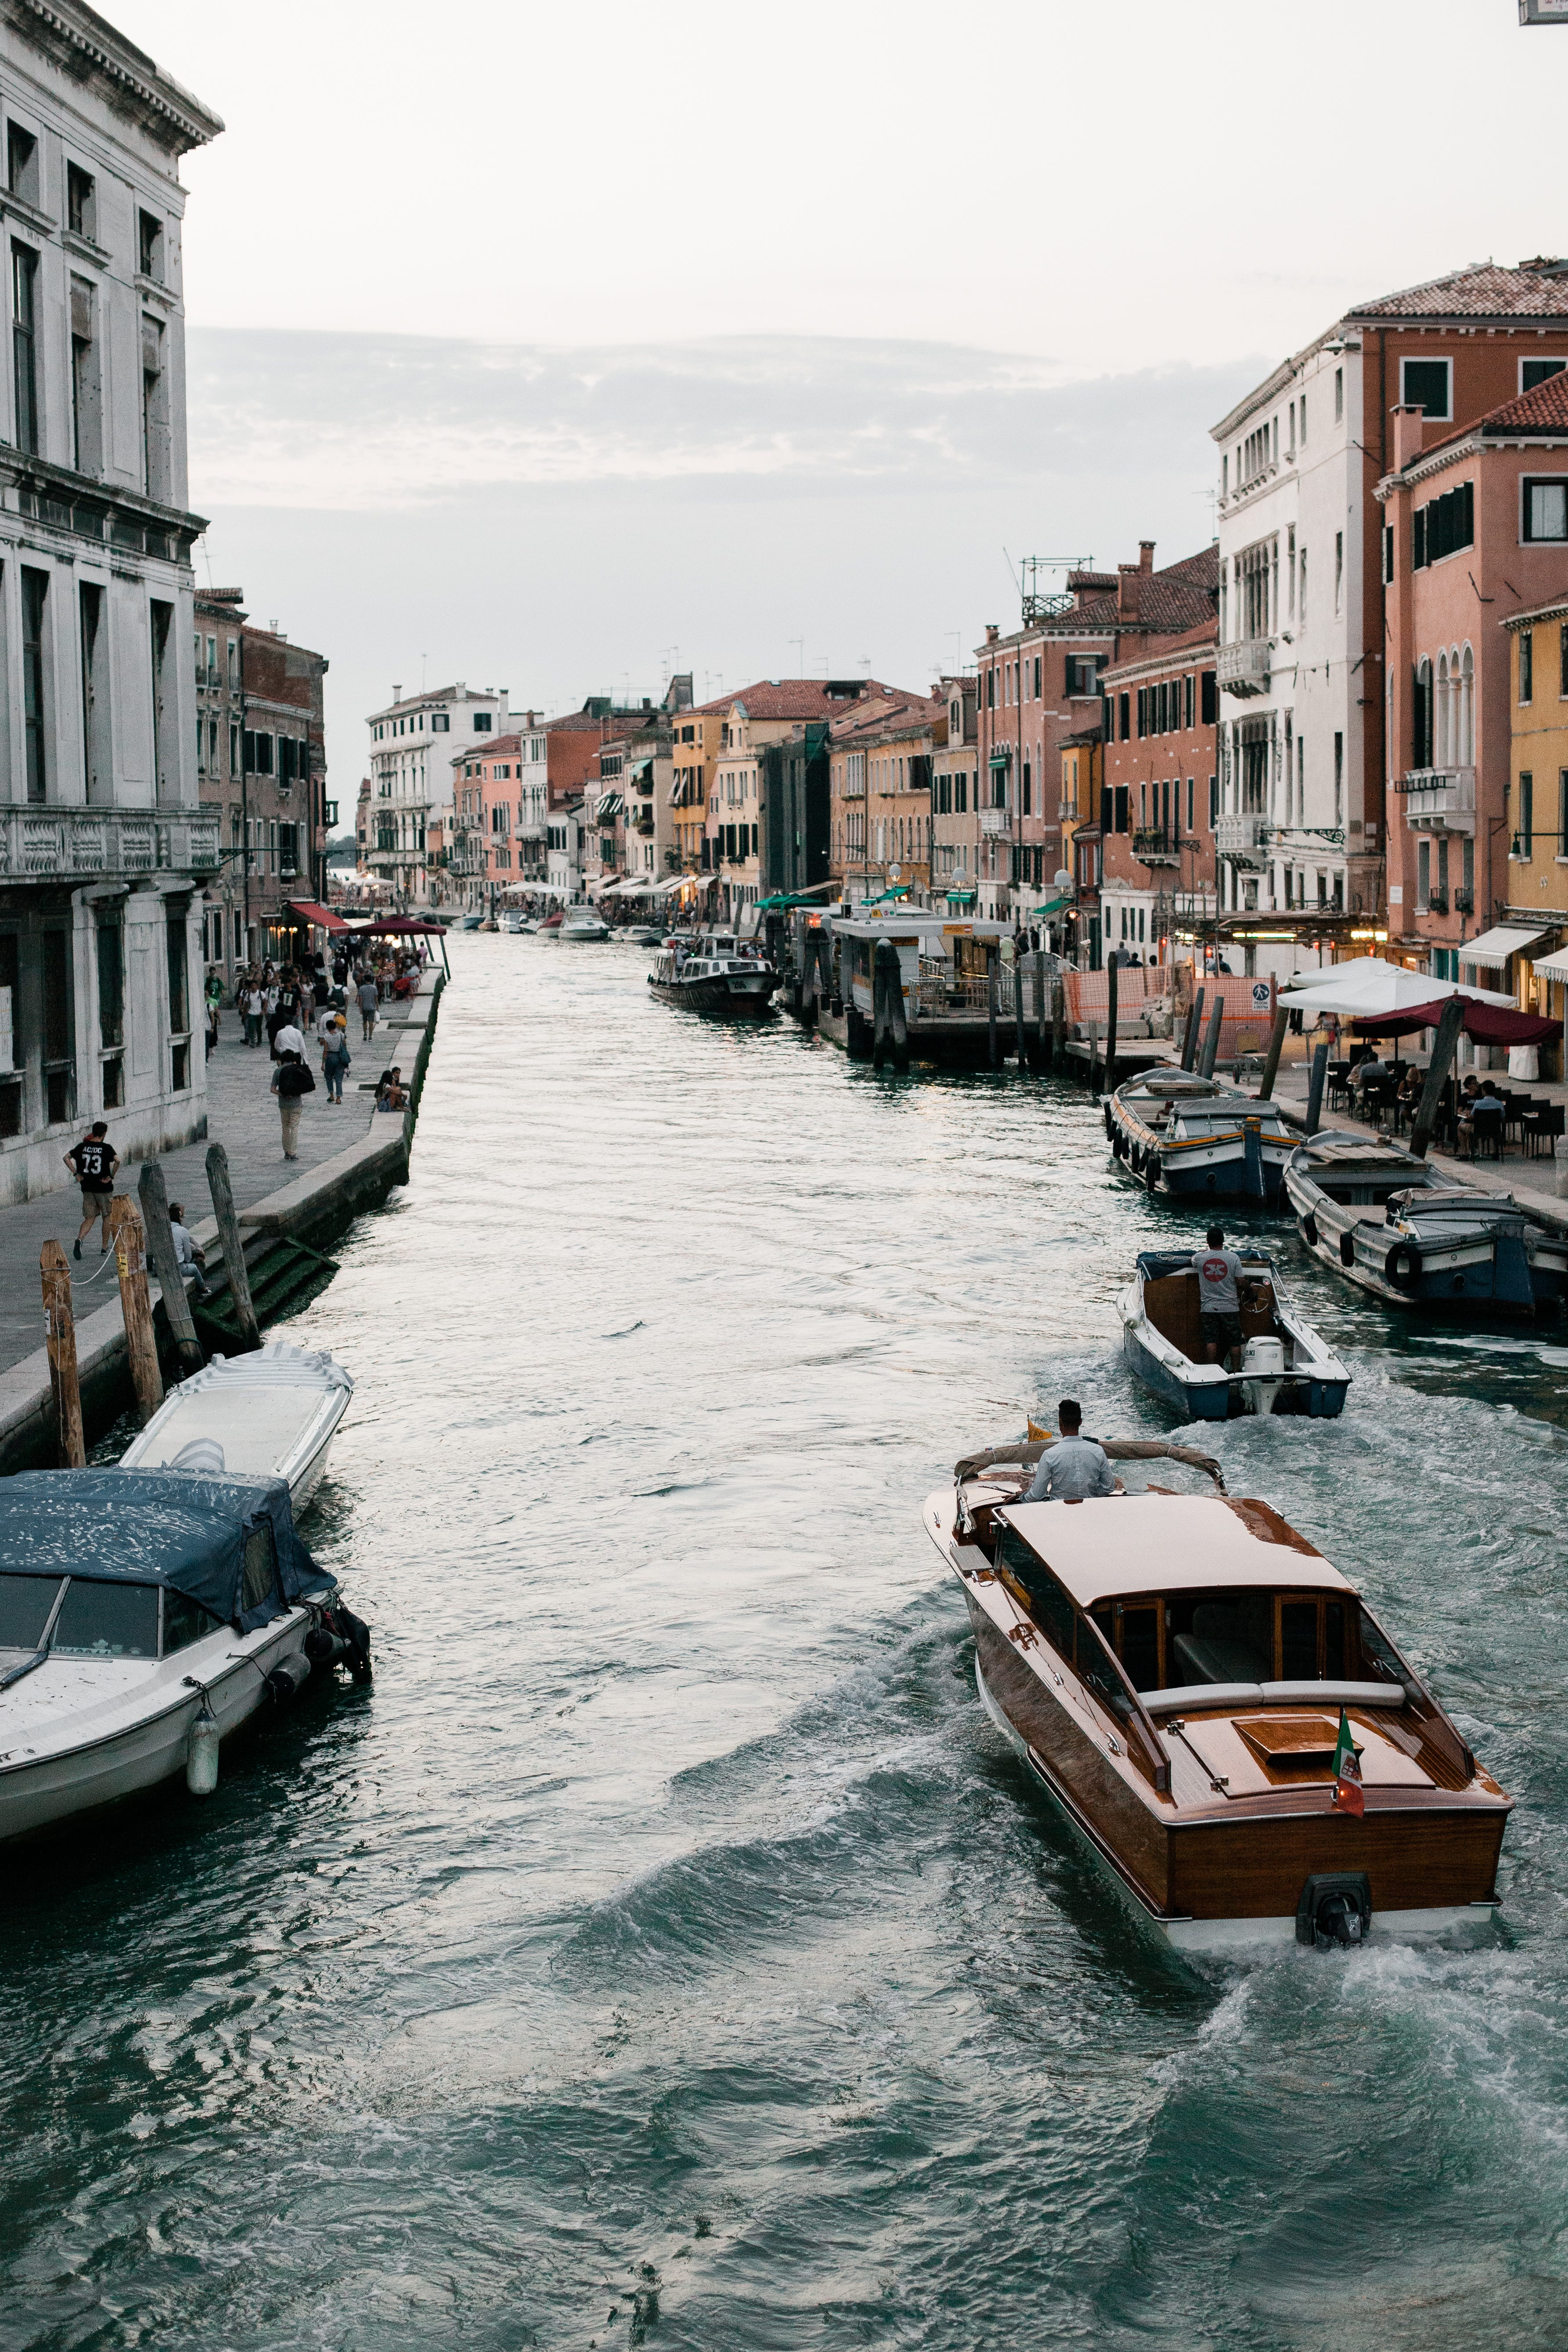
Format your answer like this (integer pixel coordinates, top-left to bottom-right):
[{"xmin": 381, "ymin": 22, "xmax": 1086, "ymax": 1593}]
[
  {"xmin": 1459, "ymin": 645, "xmax": 1475, "ymax": 766},
  {"xmin": 1415, "ymin": 658, "xmax": 1434, "ymax": 770},
  {"xmin": 1436, "ymin": 650, "xmax": 1450, "ymax": 768}
]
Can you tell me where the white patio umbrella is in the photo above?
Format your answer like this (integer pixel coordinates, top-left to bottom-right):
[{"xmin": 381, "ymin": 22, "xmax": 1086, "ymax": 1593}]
[{"xmin": 1280, "ymin": 962, "xmax": 1514, "ymax": 1014}]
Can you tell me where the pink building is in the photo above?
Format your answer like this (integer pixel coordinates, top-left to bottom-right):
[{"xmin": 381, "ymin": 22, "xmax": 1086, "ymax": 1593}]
[{"xmin": 1379, "ymin": 372, "xmax": 1568, "ymax": 982}]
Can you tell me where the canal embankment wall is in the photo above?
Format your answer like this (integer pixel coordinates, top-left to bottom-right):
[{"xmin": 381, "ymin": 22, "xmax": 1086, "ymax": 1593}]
[{"xmin": 0, "ymin": 968, "xmax": 446, "ymax": 1474}]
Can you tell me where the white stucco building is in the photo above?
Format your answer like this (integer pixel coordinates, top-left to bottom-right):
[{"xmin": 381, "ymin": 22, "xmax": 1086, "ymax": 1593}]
[
  {"xmin": 365, "ymin": 680, "xmax": 510, "ymax": 903},
  {"xmin": 1212, "ymin": 331, "xmax": 1374, "ymax": 963},
  {"xmin": 0, "ymin": 6, "xmax": 222, "ymax": 1202}
]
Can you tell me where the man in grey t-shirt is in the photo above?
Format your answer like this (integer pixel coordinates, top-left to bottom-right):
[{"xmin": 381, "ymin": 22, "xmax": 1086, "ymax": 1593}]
[
  {"xmin": 1193, "ymin": 1224, "xmax": 1246, "ymax": 1364},
  {"xmin": 1023, "ymin": 1400, "xmax": 1118, "ymax": 1501}
]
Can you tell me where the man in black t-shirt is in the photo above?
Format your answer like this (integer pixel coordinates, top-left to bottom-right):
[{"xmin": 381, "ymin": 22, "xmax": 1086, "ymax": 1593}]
[{"xmin": 65, "ymin": 1121, "xmax": 118, "ymax": 1260}]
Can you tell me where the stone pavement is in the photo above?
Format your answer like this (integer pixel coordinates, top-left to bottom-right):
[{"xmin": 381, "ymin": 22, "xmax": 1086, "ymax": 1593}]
[{"xmin": 0, "ymin": 981, "xmax": 430, "ymax": 1378}]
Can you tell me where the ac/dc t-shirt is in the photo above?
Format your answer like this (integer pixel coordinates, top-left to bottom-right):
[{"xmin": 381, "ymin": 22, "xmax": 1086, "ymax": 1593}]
[
  {"xmin": 1191, "ymin": 1248, "xmax": 1244, "ymax": 1314},
  {"xmin": 69, "ymin": 1138, "xmax": 115, "ymax": 1191}
]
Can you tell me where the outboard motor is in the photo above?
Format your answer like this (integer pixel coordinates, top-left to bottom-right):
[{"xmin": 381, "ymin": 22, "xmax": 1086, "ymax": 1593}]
[
  {"xmin": 1296, "ymin": 1871, "xmax": 1372, "ymax": 1951},
  {"xmin": 1239, "ymin": 1333, "xmax": 1286, "ymax": 1418}
]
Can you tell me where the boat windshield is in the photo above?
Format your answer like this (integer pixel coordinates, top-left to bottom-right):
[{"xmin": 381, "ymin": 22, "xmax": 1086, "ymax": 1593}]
[
  {"xmin": 51, "ymin": 1580, "xmax": 159, "ymax": 1659},
  {"xmin": 0, "ymin": 1573, "xmax": 65, "ymax": 1651}
]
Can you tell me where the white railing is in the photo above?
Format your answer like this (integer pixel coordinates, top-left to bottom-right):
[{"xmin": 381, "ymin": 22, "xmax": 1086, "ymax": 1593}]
[
  {"xmin": 980, "ymin": 806, "xmax": 1009, "ymax": 836},
  {"xmin": 0, "ymin": 807, "xmax": 220, "ymax": 878},
  {"xmin": 1215, "ymin": 813, "xmax": 1270, "ymax": 861},
  {"xmin": 1396, "ymin": 767, "xmax": 1475, "ymax": 832}
]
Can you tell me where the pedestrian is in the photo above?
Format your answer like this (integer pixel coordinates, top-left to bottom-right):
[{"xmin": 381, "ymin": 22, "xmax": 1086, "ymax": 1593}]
[
  {"xmin": 358, "ymin": 971, "xmax": 379, "ymax": 1041},
  {"xmin": 167, "ymin": 1201, "xmax": 212, "ymax": 1298},
  {"xmin": 322, "ymin": 1016, "xmax": 352, "ymax": 1103},
  {"xmin": 270, "ymin": 1047, "xmax": 315, "ymax": 1161},
  {"xmin": 64, "ymin": 1120, "xmax": 118, "ymax": 1261},
  {"xmin": 269, "ymin": 968, "xmax": 303, "ymax": 1059},
  {"xmin": 204, "ymin": 966, "xmax": 223, "ymax": 1056},
  {"xmin": 240, "ymin": 972, "xmax": 265, "ymax": 1048}
]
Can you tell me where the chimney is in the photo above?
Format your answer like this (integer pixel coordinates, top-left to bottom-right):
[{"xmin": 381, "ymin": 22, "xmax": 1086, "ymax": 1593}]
[
  {"xmin": 1117, "ymin": 564, "xmax": 1142, "ymax": 625},
  {"xmin": 1390, "ymin": 401, "xmax": 1424, "ymax": 474},
  {"xmin": 1139, "ymin": 540, "xmax": 1155, "ymax": 573},
  {"xmin": 985, "ymin": 623, "xmax": 1000, "ymax": 645},
  {"xmin": 392, "ymin": 684, "xmax": 402, "ymax": 703}
]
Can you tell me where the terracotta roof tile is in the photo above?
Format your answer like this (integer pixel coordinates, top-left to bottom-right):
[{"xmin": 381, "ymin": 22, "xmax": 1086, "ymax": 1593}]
[
  {"xmin": 689, "ymin": 677, "xmax": 904, "ymax": 720},
  {"xmin": 1478, "ymin": 366, "xmax": 1568, "ymax": 434},
  {"xmin": 1349, "ymin": 262, "xmax": 1568, "ymax": 320}
]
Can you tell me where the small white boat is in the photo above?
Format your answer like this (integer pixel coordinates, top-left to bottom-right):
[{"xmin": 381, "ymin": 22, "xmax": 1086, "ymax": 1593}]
[
  {"xmin": 560, "ymin": 910, "xmax": 611, "ymax": 942},
  {"xmin": 623, "ymin": 924, "xmax": 663, "ymax": 946},
  {"xmin": 1118, "ymin": 1248, "xmax": 1351, "ymax": 1419},
  {"xmin": 500, "ymin": 911, "xmax": 524, "ymax": 934},
  {"xmin": 1107, "ymin": 1073, "xmax": 1293, "ymax": 1202},
  {"xmin": 0, "ymin": 1469, "xmax": 370, "ymax": 1845},
  {"xmin": 119, "ymin": 1341, "xmax": 353, "ymax": 1514}
]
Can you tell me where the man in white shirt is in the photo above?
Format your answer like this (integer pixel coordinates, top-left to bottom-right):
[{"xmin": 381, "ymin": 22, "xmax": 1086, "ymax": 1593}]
[{"xmin": 1023, "ymin": 1401, "xmax": 1119, "ymax": 1501}]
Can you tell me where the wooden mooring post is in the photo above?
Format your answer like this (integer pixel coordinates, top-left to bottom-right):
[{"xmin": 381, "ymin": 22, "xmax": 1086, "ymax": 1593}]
[
  {"xmin": 138, "ymin": 1160, "xmax": 205, "ymax": 1381},
  {"xmin": 205, "ymin": 1142, "xmax": 261, "ymax": 1351},
  {"xmin": 987, "ymin": 944, "xmax": 999, "ymax": 1070},
  {"xmin": 1087, "ymin": 1020, "xmax": 1100, "ymax": 1092},
  {"xmin": 1180, "ymin": 986, "xmax": 1205, "ymax": 1071},
  {"xmin": 1198, "ymin": 995, "xmax": 1224, "ymax": 1080},
  {"xmin": 1034, "ymin": 952, "xmax": 1051, "ymax": 1071},
  {"xmin": 41, "ymin": 1240, "xmax": 85, "ymax": 1467},
  {"xmin": 1304, "ymin": 1039, "xmax": 1331, "ymax": 1137},
  {"xmin": 1258, "ymin": 1005, "xmax": 1289, "ymax": 1101},
  {"xmin": 1103, "ymin": 959, "xmax": 1119, "ymax": 1100},
  {"xmin": 106, "ymin": 1196, "xmax": 163, "ymax": 1426},
  {"xmin": 1409, "ymin": 996, "xmax": 1468, "ymax": 1159},
  {"xmin": 1051, "ymin": 977, "xmax": 1066, "ymax": 1069},
  {"xmin": 1012, "ymin": 949, "xmax": 1029, "ymax": 1073}
]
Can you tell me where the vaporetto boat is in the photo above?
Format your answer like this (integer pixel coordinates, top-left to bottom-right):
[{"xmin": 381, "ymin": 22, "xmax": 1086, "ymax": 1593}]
[
  {"xmin": 648, "ymin": 934, "xmax": 778, "ymax": 1018},
  {"xmin": 1118, "ymin": 1246, "xmax": 1351, "ymax": 1419},
  {"xmin": 1284, "ymin": 1131, "xmax": 1568, "ymax": 1313},
  {"xmin": 1106, "ymin": 1072, "xmax": 1293, "ymax": 1202}
]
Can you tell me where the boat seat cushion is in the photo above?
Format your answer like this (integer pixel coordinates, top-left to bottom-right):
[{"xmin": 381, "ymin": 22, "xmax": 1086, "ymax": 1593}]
[
  {"xmin": 1142, "ymin": 1681, "xmax": 1263, "ymax": 1716},
  {"xmin": 1143, "ymin": 1271, "xmax": 1203, "ymax": 1361},
  {"xmin": 1174, "ymin": 1630, "xmax": 1271, "ymax": 1684}
]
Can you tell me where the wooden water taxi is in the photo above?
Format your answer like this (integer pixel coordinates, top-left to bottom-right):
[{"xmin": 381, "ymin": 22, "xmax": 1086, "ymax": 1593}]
[
  {"xmin": 648, "ymin": 933, "xmax": 778, "ymax": 1017},
  {"xmin": 1118, "ymin": 1248, "xmax": 1350, "ymax": 1419},
  {"xmin": 926, "ymin": 1453, "xmax": 1508, "ymax": 1950},
  {"xmin": 1284, "ymin": 1132, "xmax": 1568, "ymax": 1313},
  {"xmin": 1108, "ymin": 1072, "xmax": 1294, "ymax": 1201}
]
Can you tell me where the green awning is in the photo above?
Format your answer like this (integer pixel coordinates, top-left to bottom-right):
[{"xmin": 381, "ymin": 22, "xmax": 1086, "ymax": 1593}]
[
  {"xmin": 1030, "ymin": 894, "xmax": 1071, "ymax": 916},
  {"xmin": 945, "ymin": 888, "xmax": 978, "ymax": 906},
  {"xmin": 988, "ymin": 749, "xmax": 1012, "ymax": 770}
]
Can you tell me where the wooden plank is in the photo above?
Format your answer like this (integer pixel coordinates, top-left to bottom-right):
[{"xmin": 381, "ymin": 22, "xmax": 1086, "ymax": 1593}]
[{"xmin": 40, "ymin": 1239, "xmax": 84, "ymax": 1467}]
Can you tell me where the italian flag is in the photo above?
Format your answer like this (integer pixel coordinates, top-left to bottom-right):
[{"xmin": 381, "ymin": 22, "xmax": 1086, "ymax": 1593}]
[{"xmin": 1331, "ymin": 1708, "xmax": 1364, "ymax": 1817}]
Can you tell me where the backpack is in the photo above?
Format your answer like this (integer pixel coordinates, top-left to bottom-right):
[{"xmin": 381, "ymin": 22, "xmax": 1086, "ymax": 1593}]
[{"xmin": 275, "ymin": 1060, "xmax": 316, "ymax": 1099}]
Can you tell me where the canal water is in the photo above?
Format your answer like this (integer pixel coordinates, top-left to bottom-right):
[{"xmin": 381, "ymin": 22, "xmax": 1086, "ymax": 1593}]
[{"xmin": 6, "ymin": 935, "xmax": 1568, "ymax": 2351}]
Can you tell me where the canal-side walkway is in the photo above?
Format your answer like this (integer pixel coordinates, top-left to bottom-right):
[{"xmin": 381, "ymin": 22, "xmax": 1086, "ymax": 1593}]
[
  {"xmin": 1270, "ymin": 1053, "xmax": 1568, "ymax": 1222},
  {"xmin": 0, "ymin": 973, "xmax": 439, "ymax": 1382}
]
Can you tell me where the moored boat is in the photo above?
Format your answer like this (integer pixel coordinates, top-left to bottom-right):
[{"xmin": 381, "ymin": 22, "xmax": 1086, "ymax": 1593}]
[
  {"xmin": 927, "ymin": 1453, "xmax": 1509, "ymax": 1951},
  {"xmin": 118, "ymin": 1341, "xmax": 354, "ymax": 1514},
  {"xmin": 1107, "ymin": 1072, "xmax": 1293, "ymax": 1201},
  {"xmin": 623, "ymin": 924, "xmax": 663, "ymax": 946},
  {"xmin": 1284, "ymin": 1131, "xmax": 1568, "ymax": 1312},
  {"xmin": 1118, "ymin": 1247, "xmax": 1351, "ymax": 1419},
  {"xmin": 560, "ymin": 910, "xmax": 611, "ymax": 942},
  {"xmin": 648, "ymin": 933, "xmax": 778, "ymax": 1017},
  {"xmin": 0, "ymin": 1469, "xmax": 369, "ymax": 1845}
]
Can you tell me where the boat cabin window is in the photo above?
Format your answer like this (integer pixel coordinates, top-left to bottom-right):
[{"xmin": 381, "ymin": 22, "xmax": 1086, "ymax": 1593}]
[
  {"xmin": 1092, "ymin": 1600, "xmax": 1162, "ymax": 1694},
  {"xmin": 240, "ymin": 1527, "xmax": 276, "ymax": 1613},
  {"xmin": 994, "ymin": 1528, "xmax": 1076, "ymax": 1662},
  {"xmin": 0, "ymin": 1573, "xmax": 65, "ymax": 1650},
  {"xmin": 163, "ymin": 1589, "xmax": 226, "ymax": 1655},
  {"xmin": 1135, "ymin": 1590, "xmax": 1352, "ymax": 1689},
  {"xmin": 51, "ymin": 1579, "xmax": 159, "ymax": 1659}
]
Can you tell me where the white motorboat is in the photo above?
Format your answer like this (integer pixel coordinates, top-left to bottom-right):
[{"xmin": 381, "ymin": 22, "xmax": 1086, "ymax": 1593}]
[
  {"xmin": 1118, "ymin": 1247, "xmax": 1351, "ymax": 1420},
  {"xmin": 623, "ymin": 924, "xmax": 663, "ymax": 946},
  {"xmin": 1107, "ymin": 1072, "xmax": 1293, "ymax": 1202},
  {"xmin": 560, "ymin": 911, "xmax": 611, "ymax": 942},
  {"xmin": 500, "ymin": 911, "xmax": 524, "ymax": 934},
  {"xmin": 0, "ymin": 1469, "xmax": 370, "ymax": 1845},
  {"xmin": 119, "ymin": 1341, "xmax": 352, "ymax": 1514}
]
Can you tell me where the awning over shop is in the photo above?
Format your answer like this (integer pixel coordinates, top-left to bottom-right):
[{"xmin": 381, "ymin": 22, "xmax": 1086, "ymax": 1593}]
[
  {"xmin": 1533, "ymin": 947, "xmax": 1568, "ymax": 981},
  {"xmin": 1457, "ymin": 924, "xmax": 1553, "ymax": 968},
  {"xmin": 284, "ymin": 897, "xmax": 349, "ymax": 934},
  {"xmin": 1029, "ymin": 895, "xmax": 1072, "ymax": 917},
  {"xmin": 944, "ymin": 888, "xmax": 978, "ymax": 906}
]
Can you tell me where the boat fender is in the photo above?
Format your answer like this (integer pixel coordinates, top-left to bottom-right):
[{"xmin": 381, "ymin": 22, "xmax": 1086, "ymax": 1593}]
[
  {"xmin": 303, "ymin": 1625, "xmax": 348, "ymax": 1667},
  {"xmin": 1145, "ymin": 1156, "xmax": 1161, "ymax": 1193},
  {"xmin": 186, "ymin": 1698, "xmax": 220, "ymax": 1796},
  {"xmin": 1103, "ymin": 1102, "xmax": 1115, "ymax": 1141},
  {"xmin": 1302, "ymin": 1214, "xmax": 1318, "ymax": 1249},
  {"xmin": 1385, "ymin": 1241, "xmax": 1423, "ymax": 1293},
  {"xmin": 266, "ymin": 1652, "xmax": 311, "ymax": 1703},
  {"xmin": 1295, "ymin": 1870, "xmax": 1371, "ymax": 1951},
  {"xmin": 1338, "ymin": 1231, "xmax": 1356, "ymax": 1268}
]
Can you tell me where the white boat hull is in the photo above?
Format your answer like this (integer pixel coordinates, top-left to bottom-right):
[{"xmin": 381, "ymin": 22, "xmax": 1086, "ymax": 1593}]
[{"xmin": 118, "ymin": 1341, "xmax": 352, "ymax": 1515}]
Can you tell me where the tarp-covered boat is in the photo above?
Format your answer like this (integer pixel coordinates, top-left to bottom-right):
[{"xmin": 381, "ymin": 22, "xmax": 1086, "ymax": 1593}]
[
  {"xmin": 1284, "ymin": 1132, "xmax": 1568, "ymax": 1312},
  {"xmin": 1107, "ymin": 1073, "xmax": 1292, "ymax": 1201},
  {"xmin": 1118, "ymin": 1247, "xmax": 1351, "ymax": 1418},
  {"xmin": 118, "ymin": 1341, "xmax": 352, "ymax": 1513},
  {"xmin": 0, "ymin": 1470, "xmax": 369, "ymax": 1843}
]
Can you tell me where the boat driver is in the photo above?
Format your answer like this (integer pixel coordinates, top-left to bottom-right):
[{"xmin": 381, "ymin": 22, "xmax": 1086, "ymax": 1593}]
[
  {"xmin": 1193, "ymin": 1224, "xmax": 1252, "ymax": 1365},
  {"xmin": 1022, "ymin": 1401, "xmax": 1119, "ymax": 1502}
]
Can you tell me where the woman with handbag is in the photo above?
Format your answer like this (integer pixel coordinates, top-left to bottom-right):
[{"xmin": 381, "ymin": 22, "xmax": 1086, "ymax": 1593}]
[{"xmin": 270, "ymin": 1048, "xmax": 316, "ymax": 1161}]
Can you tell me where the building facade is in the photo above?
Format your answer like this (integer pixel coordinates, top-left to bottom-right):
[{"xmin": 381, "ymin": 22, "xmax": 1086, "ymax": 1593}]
[
  {"xmin": 1098, "ymin": 624, "xmax": 1218, "ymax": 966},
  {"xmin": 0, "ymin": 7, "xmax": 222, "ymax": 1201},
  {"xmin": 197, "ymin": 589, "xmax": 328, "ymax": 972},
  {"xmin": 931, "ymin": 678, "xmax": 979, "ymax": 909},
  {"xmin": 1213, "ymin": 259, "xmax": 1568, "ymax": 956},
  {"xmin": 825, "ymin": 689, "xmax": 943, "ymax": 906},
  {"xmin": 366, "ymin": 681, "xmax": 510, "ymax": 906}
]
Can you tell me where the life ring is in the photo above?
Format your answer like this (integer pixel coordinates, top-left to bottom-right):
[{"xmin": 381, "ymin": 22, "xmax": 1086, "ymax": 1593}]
[
  {"xmin": 1385, "ymin": 1241, "xmax": 1423, "ymax": 1292},
  {"xmin": 1302, "ymin": 1214, "xmax": 1319, "ymax": 1249}
]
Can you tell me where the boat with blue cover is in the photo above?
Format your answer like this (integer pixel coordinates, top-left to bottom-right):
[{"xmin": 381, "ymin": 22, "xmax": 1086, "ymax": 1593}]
[
  {"xmin": 1118, "ymin": 1247, "xmax": 1352, "ymax": 1419},
  {"xmin": 1106, "ymin": 1072, "xmax": 1293, "ymax": 1202},
  {"xmin": 1284, "ymin": 1131, "xmax": 1568, "ymax": 1313},
  {"xmin": 0, "ymin": 1469, "xmax": 368, "ymax": 1844}
]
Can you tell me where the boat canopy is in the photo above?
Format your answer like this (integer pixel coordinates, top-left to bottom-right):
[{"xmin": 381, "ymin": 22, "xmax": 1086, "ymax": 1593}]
[
  {"xmin": 0, "ymin": 1469, "xmax": 332, "ymax": 1634},
  {"xmin": 999, "ymin": 1491, "xmax": 1353, "ymax": 1609}
]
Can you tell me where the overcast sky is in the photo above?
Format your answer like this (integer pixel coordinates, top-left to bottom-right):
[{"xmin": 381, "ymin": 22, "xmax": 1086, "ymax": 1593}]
[{"xmin": 107, "ymin": 0, "xmax": 1568, "ymax": 768}]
